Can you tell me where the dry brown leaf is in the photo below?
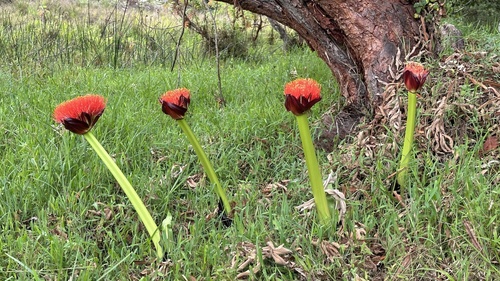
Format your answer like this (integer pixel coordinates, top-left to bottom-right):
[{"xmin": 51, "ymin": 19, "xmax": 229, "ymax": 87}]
[
  {"xmin": 425, "ymin": 96, "xmax": 454, "ymax": 154},
  {"xmin": 378, "ymin": 84, "xmax": 402, "ymax": 131},
  {"xmin": 236, "ymin": 264, "xmax": 260, "ymax": 279},
  {"xmin": 52, "ymin": 227, "xmax": 68, "ymax": 240},
  {"xmin": 235, "ymin": 242, "xmax": 259, "ymax": 279},
  {"xmin": 463, "ymin": 220, "xmax": 483, "ymax": 252},
  {"xmin": 353, "ymin": 223, "xmax": 367, "ymax": 241},
  {"xmin": 295, "ymin": 172, "xmax": 346, "ymax": 222},
  {"xmin": 370, "ymin": 243, "xmax": 386, "ymax": 258},
  {"xmin": 314, "ymin": 240, "xmax": 341, "ymax": 262},
  {"xmin": 104, "ymin": 207, "xmax": 113, "ymax": 220},
  {"xmin": 492, "ymin": 62, "xmax": 500, "ymax": 74},
  {"xmin": 204, "ymin": 208, "xmax": 217, "ymax": 221},
  {"xmin": 137, "ymin": 260, "xmax": 172, "ymax": 278},
  {"xmin": 480, "ymin": 136, "xmax": 498, "ymax": 156},
  {"xmin": 262, "ymin": 241, "xmax": 293, "ymax": 266},
  {"xmin": 261, "ymin": 180, "xmax": 289, "ymax": 198},
  {"xmin": 483, "ymin": 79, "xmax": 500, "ymax": 88},
  {"xmin": 86, "ymin": 210, "xmax": 102, "ymax": 217},
  {"xmin": 393, "ymin": 191, "xmax": 405, "ymax": 207},
  {"xmin": 170, "ymin": 164, "xmax": 186, "ymax": 178},
  {"xmin": 363, "ymin": 255, "xmax": 378, "ymax": 270},
  {"xmin": 186, "ymin": 174, "xmax": 202, "ymax": 188},
  {"xmin": 235, "ymin": 241, "xmax": 305, "ymax": 280},
  {"xmin": 354, "ymin": 274, "xmax": 368, "ymax": 281},
  {"xmin": 395, "ymin": 247, "xmax": 414, "ymax": 275}
]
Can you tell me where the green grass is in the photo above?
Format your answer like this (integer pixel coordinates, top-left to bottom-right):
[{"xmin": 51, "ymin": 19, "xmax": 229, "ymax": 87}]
[
  {"xmin": 1, "ymin": 1, "xmax": 500, "ymax": 280},
  {"xmin": 0, "ymin": 48, "xmax": 339, "ymax": 279}
]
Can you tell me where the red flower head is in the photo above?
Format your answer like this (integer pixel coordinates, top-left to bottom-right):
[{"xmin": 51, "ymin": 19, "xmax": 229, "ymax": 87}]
[
  {"xmin": 159, "ymin": 88, "xmax": 191, "ymax": 120},
  {"xmin": 53, "ymin": 95, "xmax": 106, "ymax": 134},
  {"xmin": 284, "ymin": 78, "xmax": 322, "ymax": 116},
  {"xmin": 403, "ymin": 62, "xmax": 429, "ymax": 93}
]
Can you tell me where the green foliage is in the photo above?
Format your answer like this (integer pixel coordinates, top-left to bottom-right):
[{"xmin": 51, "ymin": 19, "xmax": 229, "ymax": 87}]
[
  {"xmin": 413, "ymin": 0, "xmax": 441, "ymax": 15},
  {"xmin": 446, "ymin": 0, "xmax": 500, "ymax": 28}
]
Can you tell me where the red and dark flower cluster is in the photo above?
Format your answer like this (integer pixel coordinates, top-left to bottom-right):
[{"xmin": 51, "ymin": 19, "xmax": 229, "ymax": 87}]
[
  {"xmin": 53, "ymin": 95, "xmax": 106, "ymax": 134},
  {"xmin": 159, "ymin": 88, "xmax": 191, "ymax": 120},
  {"xmin": 284, "ymin": 78, "xmax": 322, "ymax": 116}
]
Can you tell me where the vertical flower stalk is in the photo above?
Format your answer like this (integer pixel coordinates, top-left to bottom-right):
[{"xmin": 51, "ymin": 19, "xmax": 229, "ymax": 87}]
[
  {"xmin": 159, "ymin": 88, "xmax": 232, "ymax": 216},
  {"xmin": 54, "ymin": 95, "xmax": 164, "ymax": 259},
  {"xmin": 397, "ymin": 62, "xmax": 429, "ymax": 190},
  {"xmin": 284, "ymin": 78, "xmax": 331, "ymax": 224}
]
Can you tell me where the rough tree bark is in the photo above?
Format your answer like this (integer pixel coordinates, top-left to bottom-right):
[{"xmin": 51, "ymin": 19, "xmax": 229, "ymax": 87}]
[{"xmin": 215, "ymin": 0, "xmax": 424, "ymax": 147}]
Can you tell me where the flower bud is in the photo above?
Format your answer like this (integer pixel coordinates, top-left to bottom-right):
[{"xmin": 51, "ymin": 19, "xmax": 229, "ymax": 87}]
[
  {"xmin": 403, "ymin": 62, "xmax": 429, "ymax": 92},
  {"xmin": 159, "ymin": 88, "xmax": 191, "ymax": 120}
]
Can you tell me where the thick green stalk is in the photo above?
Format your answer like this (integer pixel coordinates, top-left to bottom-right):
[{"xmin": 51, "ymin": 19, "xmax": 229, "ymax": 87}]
[
  {"xmin": 295, "ymin": 114, "xmax": 331, "ymax": 224},
  {"xmin": 83, "ymin": 132, "xmax": 163, "ymax": 259},
  {"xmin": 397, "ymin": 91, "xmax": 417, "ymax": 189},
  {"xmin": 176, "ymin": 119, "xmax": 231, "ymax": 214}
]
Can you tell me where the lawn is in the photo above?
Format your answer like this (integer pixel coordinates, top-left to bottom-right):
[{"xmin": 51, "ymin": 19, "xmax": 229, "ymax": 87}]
[{"xmin": 0, "ymin": 1, "xmax": 499, "ymax": 280}]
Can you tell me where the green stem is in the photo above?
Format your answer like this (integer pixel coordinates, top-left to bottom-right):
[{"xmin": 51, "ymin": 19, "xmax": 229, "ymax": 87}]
[
  {"xmin": 295, "ymin": 114, "xmax": 331, "ymax": 224},
  {"xmin": 176, "ymin": 119, "xmax": 231, "ymax": 214},
  {"xmin": 397, "ymin": 91, "xmax": 417, "ymax": 190},
  {"xmin": 83, "ymin": 132, "xmax": 163, "ymax": 259}
]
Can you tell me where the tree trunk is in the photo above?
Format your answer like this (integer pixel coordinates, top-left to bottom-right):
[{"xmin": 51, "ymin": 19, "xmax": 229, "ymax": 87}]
[{"xmin": 216, "ymin": 0, "xmax": 424, "ymax": 147}]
